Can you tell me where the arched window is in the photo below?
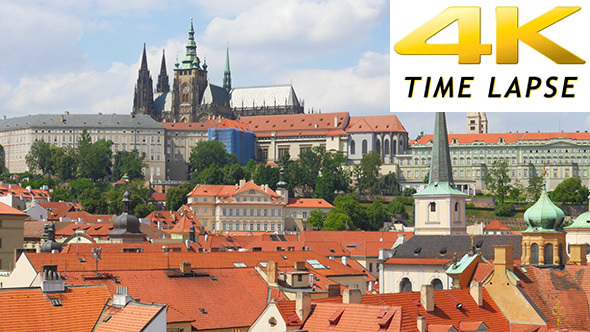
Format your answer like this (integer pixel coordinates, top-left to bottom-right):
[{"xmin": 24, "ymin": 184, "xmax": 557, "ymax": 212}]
[
  {"xmin": 350, "ymin": 140, "xmax": 356, "ymax": 155},
  {"xmin": 558, "ymin": 243, "xmax": 564, "ymax": 265},
  {"xmin": 430, "ymin": 202, "xmax": 436, "ymax": 212},
  {"xmin": 400, "ymin": 278, "xmax": 412, "ymax": 292},
  {"xmin": 544, "ymin": 243, "xmax": 554, "ymax": 265},
  {"xmin": 375, "ymin": 139, "xmax": 381, "ymax": 154},
  {"xmin": 392, "ymin": 140, "xmax": 397, "ymax": 155},
  {"xmin": 431, "ymin": 278, "xmax": 443, "ymax": 290},
  {"xmin": 384, "ymin": 139, "xmax": 390, "ymax": 155},
  {"xmin": 362, "ymin": 140, "xmax": 368, "ymax": 154},
  {"xmin": 531, "ymin": 243, "xmax": 539, "ymax": 265},
  {"xmin": 455, "ymin": 202, "xmax": 459, "ymax": 212}
]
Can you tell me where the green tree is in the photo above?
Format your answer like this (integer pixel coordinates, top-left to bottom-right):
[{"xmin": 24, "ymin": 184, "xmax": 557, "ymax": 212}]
[
  {"xmin": 527, "ymin": 174, "xmax": 544, "ymax": 201},
  {"xmin": 51, "ymin": 187, "xmax": 74, "ymax": 202},
  {"xmin": 494, "ymin": 203, "xmax": 515, "ymax": 217},
  {"xmin": 166, "ymin": 182, "xmax": 193, "ymax": 211},
  {"xmin": 423, "ymin": 172, "xmax": 430, "ymax": 184},
  {"xmin": 298, "ymin": 146, "xmax": 324, "ymax": 191},
  {"xmin": 253, "ymin": 163, "xmax": 279, "ymax": 190},
  {"xmin": 52, "ymin": 146, "xmax": 77, "ymax": 181},
  {"xmin": 134, "ymin": 203, "xmax": 156, "ymax": 218},
  {"xmin": 375, "ymin": 173, "xmax": 401, "ymax": 196},
  {"xmin": 113, "ymin": 150, "xmax": 147, "ymax": 180},
  {"xmin": 388, "ymin": 198, "xmax": 408, "ymax": 219},
  {"xmin": 509, "ymin": 181, "xmax": 525, "ymax": 201},
  {"xmin": 308, "ymin": 209, "xmax": 327, "ymax": 230},
  {"xmin": 69, "ymin": 178, "xmax": 94, "ymax": 198},
  {"xmin": 333, "ymin": 194, "xmax": 366, "ymax": 229},
  {"xmin": 79, "ymin": 187, "xmax": 108, "ymax": 214},
  {"xmin": 553, "ymin": 177, "xmax": 589, "ymax": 204},
  {"xmin": 197, "ymin": 163, "xmax": 224, "ymax": 185},
  {"xmin": 77, "ymin": 129, "xmax": 113, "ymax": 182},
  {"xmin": 313, "ymin": 152, "xmax": 349, "ymax": 202},
  {"xmin": 402, "ymin": 187, "xmax": 417, "ymax": 197},
  {"xmin": 485, "ymin": 159, "xmax": 511, "ymax": 204},
  {"xmin": 223, "ymin": 163, "xmax": 246, "ymax": 185},
  {"xmin": 189, "ymin": 140, "xmax": 237, "ymax": 175},
  {"xmin": 366, "ymin": 200, "xmax": 390, "ymax": 230},
  {"xmin": 244, "ymin": 159, "xmax": 257, "ymax": 181},
  {"xmin": 354, "ymin": 150, "xmax": 382, "ymax": 194},
  {"xmin": 26, "ymin": 140, "xmax": 54, "ymax": 174},
  {"xmin": 323, "ymin": 210, "xmax": 353, "ymax": 231}
]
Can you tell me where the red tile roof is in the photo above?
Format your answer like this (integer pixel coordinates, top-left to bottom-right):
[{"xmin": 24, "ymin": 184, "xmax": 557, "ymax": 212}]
[
  {"xmin": 93, "ymin": 300, "xmax": 165, "ymax": 332},
  {"xmin": 287, "ymin": 198, "xmax": 334, "ymax": 208},
  {"xmin": 484, "ymin": 220, "xmax": 511, "ymax": 231},
  {"xmin": 150, "ymin": 192, "xmax": 166, "ymax": 202},
  {"xmin": 24, "ymin": 220, "xmax": 74, "ymax": 239},
  {"xmin": 187, "ymin": 181, "xmax": 282, "ymax": 201},
  {"xmin": 64, "ymin": 268, "xmax": 278, "ymax": 330},
  {"xmin": 415, "ymin": 131, "xmax": 590, "ymax": 146},
  {"xmin": 349, "ymin": 241, "xmax": 398, "ymax": 257},
  {"xmin": 215, "ymin": 118, "xmax": 252, "ymax": 132},
  {"xmin": 0, "ymin": 184, "xmax": 50, "ymax": 200},
  {"xmin": 159, "ymin": 118, "xmax": 226, "ymax": 130},
  {"xmin": 62, "ymin": 211, "xmax": 115, "ymax": 223},
  {"xmin": 384, "ymin": 258, "xmax": 450, "ymax": 265},
  {"xmin": 299, "ymin": 231, "xmax": 412, "ymax": 248},
  {"xmin": 241, "ymin": 112, "xmax": 349, "ymax": 134},
  {"xmin": 345, "ymin": 115, "xmax": 407, "ymax": 133},
  {"xmin": 302, "ymin": 303, "xmax": 402, "ymax": 331},
  {"xmin": 0, "ymin": 201, "xmax": 27, "ymax": 216},
  {"xmin": 314, "ymin": 288, "xmax": 510, "ymax": 331},
  {"xmin": 0, "ymin": 285, "xmax": 111, "ymax": 332}
]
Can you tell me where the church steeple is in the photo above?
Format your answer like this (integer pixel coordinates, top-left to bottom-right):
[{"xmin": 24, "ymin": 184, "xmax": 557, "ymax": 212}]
[
  {"xmin": 223, "ymin": 44, "xmax": 232, "ymax": 93},
  {"xmin": 133, "ymin": 43, "xmax": 155, "ymax": 118},
  {"xmin": 156, "ymin": 50, "xmax": 170, "ymax": 93},
  {"xmin": 429, "ymin": 112, "xmax": 454, "ymax": 185},
  {"xmin": 181, "ymin": 18, "xmax": 200, "ymax": 69}
]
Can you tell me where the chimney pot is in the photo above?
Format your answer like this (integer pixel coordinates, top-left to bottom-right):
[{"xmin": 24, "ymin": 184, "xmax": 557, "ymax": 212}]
[
  {"xmin": 493, "ymin": 245, "xmax": 513, "ymax": 272},
  {"xmin": 296, "ymin": 291, "xmax": 311, "ymax": 322},
  {"xmin": 420, "ymin": 284, "xmax": 434, "ymax": 312},
  {"xmin": 417, "ymin": 316, "xmax": 426, "ymax": 332},
  {"xmin": 327, "ymin": 284, "xmax": 340, "ymax": 297},
  {"xmin": 470, "ymin": 281, "xmax": 483, "ymax": 306},
  {"xmin": 569, "ymin": 244, "xmax": 587, "ymax": 266},
  {"xmin": 342, "ymin": 289, "xmax": 361, "ymax": 304},
  {"xmin": 341, "ymin": 256, "xmax": 348, "ymax": 266},
  {"xmin": 180, "ymin": 261, "xmax": 191, "ymax": 273}
]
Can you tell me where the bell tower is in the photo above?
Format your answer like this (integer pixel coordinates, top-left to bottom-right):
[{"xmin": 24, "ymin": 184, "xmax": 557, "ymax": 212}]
[{"xmin": 169, "ymin": 18, "xmax": 208, "ymax": 123}]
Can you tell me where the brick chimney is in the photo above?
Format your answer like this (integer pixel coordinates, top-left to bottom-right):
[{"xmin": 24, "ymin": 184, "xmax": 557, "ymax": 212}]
[
  {"xmin": 420, "ymin": 284, "xmax": 434, "ymax": 312},
  {"xmin": 493, "ymin": 245, "xmax": 513, "ymax": 273},
  {"xmin": 180, "ymin": 261, "xmax": 191, "ymax": 273},
  {"xmin": 296, "ymin": 291, "xmax": 311, "ymax": 322},
  {"xmin": 40, "ymin": 265, "xmax": 65, "ymax": 293},
  {"xmin": 569, "ymin": 244, "xmax": 588, "ymax": 266},
  {"xmin": 327, "ymin": 284, "xmax": 340, "ymax": 297},
  {"xmin": 294, "ymin": 261, "xmax": 306, "ymax": 270},
  {"xmin": 470, "ymin": 281, "xmax": 483, "ymax": 306},
  {"xmin": 267, "ymin": 261, "xmax": 278, "ymax": 284},
  {"xmin": 342, "ymin": 289, "xmax": 361, "ymax": 304}
]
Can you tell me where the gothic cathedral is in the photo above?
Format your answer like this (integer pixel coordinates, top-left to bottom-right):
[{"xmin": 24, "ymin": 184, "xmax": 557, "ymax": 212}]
[{"xmin": 132, "ymin": 19, "xmax": 304, "ymax": 122}]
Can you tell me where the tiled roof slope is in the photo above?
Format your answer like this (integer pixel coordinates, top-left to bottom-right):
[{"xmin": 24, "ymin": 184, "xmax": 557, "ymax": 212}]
[
  {"xmin": 0, "ymin": 285, "xmax": 111, "ymax": 332},
  {"xmin": 298, "ymin": 231, "xmax": 410, "ymax": 247},
  {"xmin": 0, "ymin": 201, "xmax": 27, "ymax": 215},
  {"xmin": 65, "ymin": 268, "xmax": 274, "ymax": 330},
  {"xmin": 0, "ymin": 114, "xmax": 163, "ymax": 131},
  {"xmin": 93, "ymin": 299, "xmax": 165, "ymax": 332},
  {"xmin": 346, "ymin": 115, "xmax": 407, "ymax": 133},
  {"xmin": 24, "ymin": 221, "xmax": 74, "ymax": 239},
  {"xmin": 349, "ymin": 241, "xmax": 398, "ymax": 257},
  {"xmin": 287, "ymin": 198, "xmax": 334, "ymax": 208},
  {"xmin": 387, "ymin": 235, "xmax": 522, "ymax": 261},
  {"xmin": 303, "ymin": 303, "xmax": 402, "ymax": 331},
  {"xmin": 187, "ymin": 181, "xmax": 282, "ymax": 200},
  {"xmin": 415, "ymin": 131, "xmax": 590, "ymax": 145},
  {"xmin": 314, "ymin": 288, "xmax": 510, "ymax": 331},
  {"xmin": 484, "ymin": 220, "xmax": 511, "ymax": 231},
  {"xmin": 215, "ymin": 118, "xmax": 252, "ymax": 132},
  {"xmin": 240, "ymin": 112, "xmax": 349, "ymax": 134},
  {"xmin": 515, "ymin": 265, "xmax": 590, "ymax": 331}
]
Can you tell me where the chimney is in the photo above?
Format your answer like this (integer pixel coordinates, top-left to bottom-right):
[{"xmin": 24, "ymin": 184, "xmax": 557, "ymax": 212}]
[
  {"xmin": 157, "ymin": 221, "xmax": 163, "ymax": 230},
  {"xmin": 420, "ymin": 284, "xmax": 434, "ymax": 312},
  {"xmin": 342, "ymin": 289, "xmax": 361, "ymax": 304},
  {"xmin": 493, "ymin": 245, "xmax": 513, "ymax": 273},
  {"xmin": 266, "ymin": 261, "xmax": 279, "ymax": 284},
  {"xmin": 296, "ymin": 291, "xmax": 311, "ymax": 322},
  {"xmin": 40, "ymin": 265, "xmax": 65, "ymax": 293},
  {"xmin": 113, "ymin": 286, "xmax": 133, "ymax": 308},
  {"xmin": 334, "ymin": 115, "xmax": 338, "ymax": 128},
  {"xmin": 569, "ymin": 244, "xmax": 588, "ymax": 266},
  {"xmin": 470, "ymin": 281, "xmax": 483, "ymax": 306},
  {"xmin": 180, "ymin": 261, "xmax": 191, "ymax": 273},
  {"xmin": 327, "ymin": 284, "xmax": 340, "ymax": 297},
  {"xmin": 294, "ymin": 261, "xmax": 306, "ymax": 270},
  {"xmin": 341, "ymin": 256, "xmax": 348, "ymax": 266},
  {"xmin": 417, "ymin": 316, "xmax": 426, "ymax": 332},
  {"xmin": 239, "ymin": 179, "xmax": 246, "ymax": 188},
  {"xmin": 26, "ymin": 186, "xmax": 32, "ymax": 192}
]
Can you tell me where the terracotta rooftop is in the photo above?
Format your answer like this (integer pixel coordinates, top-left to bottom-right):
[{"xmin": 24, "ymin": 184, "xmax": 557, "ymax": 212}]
[
  {"xmin": 0, "ymin": 285, "xmax": 111, "ymax": 332},
  {"xmin": 241, "ymin": 112, "xmax": 349, "ymax": 134},
  {"xmin": 0, "ymin": 184, "xmax": 50, "ymax": 200},
  {"xmin": 299, "ymin": 231, "xmax": 412, "ymax": 248},
  {"xmin": 345, "ymin": 115, "xmax": 407, "ymax": 133},
  {"xmin": 484, "ymin": 220, "xmax": 511, "ymax": 231},
  {"xmin": 93, "ymin": 299, "xmax": 165, "ymax": 332},
  {"xmin": 302, "ymin": 302, "xmax": 403, "ymax": 331},
  {"xmin": 24, "ymin": 220, "xmax": 74, "ymax": 239},
  {"xmin": 414, "ymin": 131, "xmax": 590, "ymax": 146},
  {"xmin": 0, "ymin": 201, "xmax": 27, "ymax": 216},
  {"xmin": 215, "ymin": 118, "xmax": 252, "ymax": 132},
  {"xmin": 287, "ymin": 198, "xmax": 334, "ymax": 208},
  {"xmin": 187, "ymin": 181, "xmax": 282, "ymax": 201},
  {"xmin": 348, "ymin": 241, "xmax": 398, "ymax": 257}
]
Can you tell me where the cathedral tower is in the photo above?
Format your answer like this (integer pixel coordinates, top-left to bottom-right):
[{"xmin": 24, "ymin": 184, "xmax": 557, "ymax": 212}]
[
  {"xmin": 169, "ymin": 19, "xmax": 209, "ymax": 123},
  {"xmin": 132, "ymin": 43, "xmax": 155, "ymax": 118},
  {"xmin": 156, "ymin": 50, "xmax": 170, "ymax": 93},
  {"xmin": 223, "ymin": 44, "xmax": 232, "ymax": 93}
]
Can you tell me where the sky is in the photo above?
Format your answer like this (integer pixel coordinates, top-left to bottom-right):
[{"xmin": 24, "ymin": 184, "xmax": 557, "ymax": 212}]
[
  {"xmin": 0, "ymin": 0, "xmax": 390, "ymax": 118},
  {"xmin": 1, "ymin": 1, "xmax": 588, "ymax": 140}
]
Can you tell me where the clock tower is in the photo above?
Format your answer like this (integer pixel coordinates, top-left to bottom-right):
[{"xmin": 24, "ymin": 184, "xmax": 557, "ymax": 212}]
[{"xmin": 169, "ymin": 19, "xmax": 209, "ymax": 123}]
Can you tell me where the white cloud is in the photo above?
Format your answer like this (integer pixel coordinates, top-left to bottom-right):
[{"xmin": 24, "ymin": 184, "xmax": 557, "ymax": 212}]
[{"xmin": 281, "ymin": 52, "xmax": 390, "ymax": 115}]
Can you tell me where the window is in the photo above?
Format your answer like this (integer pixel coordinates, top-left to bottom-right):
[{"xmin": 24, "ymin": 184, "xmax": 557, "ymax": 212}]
[
  {"xmin": 233, "ymin": 262, "xmax": 247, "ymax": 267},
  {"xmin": 264, "ymin": 224, "xmax": 268, "ymax": 231},
  {"xmin": 431, "ymin": 278, "xmax": 443, "ymax": 290},
  {"xmin": 430, "ymin": 202, "xmax": 436, "ymax": 212},
  {"xmin": 362, "ymin": 139, "xmax": 368, "ymax": 154},
  {"xmin": 223, "ymin": 209, "xmax": 227, "ymax": 216},
  {"xmin": 264, "ymin": 209, "xmax": 268, "ymax": 216},
  {"xmin": 278, "ymin": 147, "xmax": 289, "ymax": 159},
  {"xmin": 257, "ymin": 224, "xmax": 261, "ymax": 231},
  {"xmin": 278, "ymin": 210, "xmax": 282, "ymax": 217},
  {"xmin": 257, "ymin": 209, "xmax": 261, "ymax": 216},
  {"xmin": 368, "ymin": 263, "xmax": 373, "ymax": 272},
  {"xmin": 302, "ymin": 212, "xmax": 308, "ymax": 220},
  {"xmin": 350, "ymin": 140, "xmax": 356, "ymax": 154},
  {"xmin": 292, "ymin": 212, "xmax": 297, "ymax": 218},
  {"xmin": 250, "ymin": 209, "xmax": 254, "ymax": 216},
  {"xmin": 455, "ymin": 202, "xmax": 459, "ymax": 212},
  {"xmin": 400, "ymin": 278, "xmax": 412, "ymax": 292}
]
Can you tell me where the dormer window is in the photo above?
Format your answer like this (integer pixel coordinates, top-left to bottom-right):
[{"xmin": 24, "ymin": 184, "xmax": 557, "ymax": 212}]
[
  {"xmin": 499, "ymin": 137, "xmax": 505, "ymax": 143},
  {"xmin": 452, "ymin": 138, "xmax": 458, "ymax": 144}
]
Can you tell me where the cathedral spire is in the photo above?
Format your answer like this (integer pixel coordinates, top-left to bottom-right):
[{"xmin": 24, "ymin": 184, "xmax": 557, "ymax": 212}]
[
  {"xmin": 429, "ymin": 112, "xmax": 454, "ymax": 185},
  {"xmin": 156, "ymin": 49, "xmax": 170, "ymax": 93},
  {"xmin": 223, "ymin": 43, "xmax": 232, "ymax": 93},
  {"xmin": 140, "ymin": 43, "xmax": 148, "ymax": 71},
  {"xmin": 133, "ymin": 43, "xmax": 155, "ymax": 118},
  {"xmin": 181, "ymin": 18, "xmax": 199, "ymax": 69}
]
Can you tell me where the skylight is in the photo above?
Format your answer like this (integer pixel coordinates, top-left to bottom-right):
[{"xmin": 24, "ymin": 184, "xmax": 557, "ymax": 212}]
[
  {"xmin": 233, "ymin": 262, "xmax": 247, "ymax": 267},
  {"xmin": 306, "ymin": 259, "xmax": 326, "ymax": 269}
]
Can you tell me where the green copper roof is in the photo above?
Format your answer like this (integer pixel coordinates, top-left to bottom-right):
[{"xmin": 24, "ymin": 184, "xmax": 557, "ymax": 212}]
[
  {"xmin": 523, "ymin": 190, "xmax": 565, "ymax": 233},
  {"xmin": 180, "ymin": 18, "xmax": 202, "ymax": 70},
  {"xmin": 565, "ymin": 210, "xmax": 590, "ymax": 229},
  {"xmin": 415, "ymin": 112, "xmax": 466, "ymax": 197},
  {"xmin": 446, "ymin": 253, "xmax": 479, "ymax": 275}
]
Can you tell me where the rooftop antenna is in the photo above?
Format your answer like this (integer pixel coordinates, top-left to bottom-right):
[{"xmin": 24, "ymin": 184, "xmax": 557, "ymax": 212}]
[{"xmin": 93, "ymin": 247, "xmax": 102, "ymax": 274}]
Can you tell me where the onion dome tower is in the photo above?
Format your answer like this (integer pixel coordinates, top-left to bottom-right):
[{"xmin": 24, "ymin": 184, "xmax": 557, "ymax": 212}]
[
  {"xmin": 108, "ymin": 190, "xmax": 145, "ymax": 243},
  {"xmin": 522, "ymin": 189, "xmax": 567, "ymax": 266},
  {"xmin": 40, "ymin": 221, "xmax": 63, "ymax": 253}
]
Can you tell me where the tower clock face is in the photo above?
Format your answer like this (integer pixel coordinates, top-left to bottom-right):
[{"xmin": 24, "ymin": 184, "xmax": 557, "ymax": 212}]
[{"xmin": 183, "ymin": 86, "xmax": 189, "ymax": 93}]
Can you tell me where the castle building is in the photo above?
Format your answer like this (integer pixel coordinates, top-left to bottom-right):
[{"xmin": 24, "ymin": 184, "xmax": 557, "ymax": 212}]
[{"xmin": 132, "ymin": 19, "xmax": 304, "ymax": 123}]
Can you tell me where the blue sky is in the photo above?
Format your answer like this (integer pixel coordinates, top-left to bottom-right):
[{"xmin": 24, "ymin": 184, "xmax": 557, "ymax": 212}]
[{"xmin": 0, "ymin": 0, "xmax": 390, "ymax": 118}]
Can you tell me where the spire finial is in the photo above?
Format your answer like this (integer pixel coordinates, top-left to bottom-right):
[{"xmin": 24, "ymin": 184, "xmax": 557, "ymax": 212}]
[{"xmin": 223, "ymin": 42, "xmax": 232, "ymax": 92}]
